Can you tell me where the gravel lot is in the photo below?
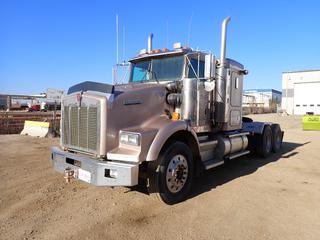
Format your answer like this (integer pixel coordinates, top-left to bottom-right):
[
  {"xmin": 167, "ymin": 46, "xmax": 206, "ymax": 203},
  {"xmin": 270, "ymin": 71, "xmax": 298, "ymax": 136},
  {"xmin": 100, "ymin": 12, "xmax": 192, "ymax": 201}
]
[{"xmin": 1, "ymin": 114, "xmax": 319, "ymax": 240}]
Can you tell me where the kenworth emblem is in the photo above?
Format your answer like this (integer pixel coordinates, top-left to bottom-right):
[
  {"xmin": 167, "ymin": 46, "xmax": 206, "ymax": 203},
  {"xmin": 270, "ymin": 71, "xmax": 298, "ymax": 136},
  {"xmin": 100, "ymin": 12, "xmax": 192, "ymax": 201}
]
[{"xmin": 76, "ymin": 93, "xmax": 82, "ymax": 107}]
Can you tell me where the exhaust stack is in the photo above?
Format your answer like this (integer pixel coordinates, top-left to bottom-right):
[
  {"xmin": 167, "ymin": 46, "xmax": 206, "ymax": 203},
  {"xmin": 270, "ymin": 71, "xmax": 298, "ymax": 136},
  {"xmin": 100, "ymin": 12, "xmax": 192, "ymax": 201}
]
[
  {"xmin": 220, "ymin": 17, "xmax": 231, "ymax": 66},
  {"xmin": 215, "ymin": 17, "xmax": 231, "ymax": 123},
  {"xmin": 148, "ymin": 33, "xmax": 153, "ymax": 53}
]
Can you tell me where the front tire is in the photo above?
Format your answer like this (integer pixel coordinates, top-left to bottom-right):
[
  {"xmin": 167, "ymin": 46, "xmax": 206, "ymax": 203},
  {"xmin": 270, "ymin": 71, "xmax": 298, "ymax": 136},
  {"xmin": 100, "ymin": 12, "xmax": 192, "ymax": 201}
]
[{"xmin": 147, "ymin": 141, "xmax": 194, "ymax": 205}]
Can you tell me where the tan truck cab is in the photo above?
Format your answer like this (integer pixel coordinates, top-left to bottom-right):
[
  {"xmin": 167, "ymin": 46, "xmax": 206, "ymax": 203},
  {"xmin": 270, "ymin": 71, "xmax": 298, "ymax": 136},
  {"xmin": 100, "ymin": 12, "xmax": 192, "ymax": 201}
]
[{"xmin": 51, "ymin": 17, "xmax": 283, "ymax": 204}]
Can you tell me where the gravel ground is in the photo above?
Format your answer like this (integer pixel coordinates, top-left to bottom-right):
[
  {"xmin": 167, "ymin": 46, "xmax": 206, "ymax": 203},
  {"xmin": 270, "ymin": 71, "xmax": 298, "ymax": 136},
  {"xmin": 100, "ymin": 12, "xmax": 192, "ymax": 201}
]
[{"xmin": 0, "ymin": 113, "xmax": 319, "ymax": 240}]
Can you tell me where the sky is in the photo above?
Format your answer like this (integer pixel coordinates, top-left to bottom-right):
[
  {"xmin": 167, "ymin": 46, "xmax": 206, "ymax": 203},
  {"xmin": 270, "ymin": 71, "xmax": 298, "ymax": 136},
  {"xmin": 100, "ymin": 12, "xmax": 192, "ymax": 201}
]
[{"xmin": 1, "ymin": 0, "xmax": 320, "ymax": 95}]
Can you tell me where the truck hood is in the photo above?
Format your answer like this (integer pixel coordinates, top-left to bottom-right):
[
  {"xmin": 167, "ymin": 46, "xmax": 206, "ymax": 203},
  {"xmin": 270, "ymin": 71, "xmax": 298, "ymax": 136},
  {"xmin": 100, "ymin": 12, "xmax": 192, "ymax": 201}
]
[
  {"xmin": 62, "ymin": 82, "xmax": 172, "ymax": 157},
  {"xmin": 105, "ymin": 83, "xmax": 169, "ymax": 153}
]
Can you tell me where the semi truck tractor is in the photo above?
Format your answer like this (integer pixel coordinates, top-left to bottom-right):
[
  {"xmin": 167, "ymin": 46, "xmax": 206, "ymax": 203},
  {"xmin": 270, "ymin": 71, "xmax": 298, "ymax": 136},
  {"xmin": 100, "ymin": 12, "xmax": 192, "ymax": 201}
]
[{"xmin": 51, "ymin": 17, "xmax": 284, "ymax": 204}]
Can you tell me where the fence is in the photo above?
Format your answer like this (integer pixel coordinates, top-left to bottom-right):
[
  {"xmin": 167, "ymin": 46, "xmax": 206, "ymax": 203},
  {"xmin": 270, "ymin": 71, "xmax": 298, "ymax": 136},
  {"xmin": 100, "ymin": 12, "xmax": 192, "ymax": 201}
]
[{"xmin": 0, "ymin": 111, "xmax": 61, "ymax": 134}]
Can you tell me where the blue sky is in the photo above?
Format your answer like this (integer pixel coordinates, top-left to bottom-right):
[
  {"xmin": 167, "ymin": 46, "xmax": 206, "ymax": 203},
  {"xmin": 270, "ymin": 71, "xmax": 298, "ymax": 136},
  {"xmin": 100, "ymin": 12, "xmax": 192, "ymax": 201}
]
[{"xmin": 1, "ymin": 0, "xmax": 319, "ymax": 94}]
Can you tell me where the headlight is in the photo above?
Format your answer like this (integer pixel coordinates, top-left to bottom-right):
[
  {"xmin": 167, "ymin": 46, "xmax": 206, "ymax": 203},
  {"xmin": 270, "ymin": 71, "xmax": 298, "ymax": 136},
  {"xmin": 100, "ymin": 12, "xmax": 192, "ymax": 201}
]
[{"xmin": 120, "ymin": 132, "xmax": 140, "ymax": 146}]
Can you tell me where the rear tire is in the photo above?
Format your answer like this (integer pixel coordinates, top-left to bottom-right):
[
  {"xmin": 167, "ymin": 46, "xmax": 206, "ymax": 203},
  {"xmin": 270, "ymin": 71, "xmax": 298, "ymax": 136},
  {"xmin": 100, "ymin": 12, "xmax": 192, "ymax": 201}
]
[
  {"xmin": 256, "ymin": 125, "xmax": 272, "ymax": 158},
  {"xmin": 147, "ymin": 141, "xmax": 194, "ymax": 205},
  {"xmin": 271, "ymin": 124, "xmax": 283, "ymax": 152}
]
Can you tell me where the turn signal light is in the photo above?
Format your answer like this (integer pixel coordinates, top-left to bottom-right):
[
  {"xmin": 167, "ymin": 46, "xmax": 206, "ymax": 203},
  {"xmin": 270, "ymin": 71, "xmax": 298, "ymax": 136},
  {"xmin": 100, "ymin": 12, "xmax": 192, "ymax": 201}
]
[{"xmin": 171, "ymin": 112, "xmax": 180, "ymax": 121}]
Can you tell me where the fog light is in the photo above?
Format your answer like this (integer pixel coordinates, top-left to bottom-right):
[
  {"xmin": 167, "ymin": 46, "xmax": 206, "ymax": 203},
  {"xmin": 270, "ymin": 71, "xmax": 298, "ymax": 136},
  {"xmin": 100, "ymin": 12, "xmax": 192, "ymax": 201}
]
[
  {"xmin": 110, "ymin": 169, "xmax": 118, "ymax": 178},
  {"xmin": 105, "ymin": 169, "xmax": 118, "ymax": 178}
]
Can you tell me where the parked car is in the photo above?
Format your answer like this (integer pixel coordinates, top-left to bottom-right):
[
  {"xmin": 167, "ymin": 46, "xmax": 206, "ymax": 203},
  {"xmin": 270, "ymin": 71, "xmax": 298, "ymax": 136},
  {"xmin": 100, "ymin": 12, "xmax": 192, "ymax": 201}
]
[{"xmin": 28, "ymin": 104, "xmax": 40, "ymax": 112}]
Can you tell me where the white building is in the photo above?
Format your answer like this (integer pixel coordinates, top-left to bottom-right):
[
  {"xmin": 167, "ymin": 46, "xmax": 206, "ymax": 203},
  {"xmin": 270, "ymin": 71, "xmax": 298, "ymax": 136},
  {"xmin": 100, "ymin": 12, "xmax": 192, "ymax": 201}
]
[
  {"xmin": 282, "ymin": 70, "xmax": 320, "ymax": 115},
  {"xmin": 243, "ymin": 89, "xmax": 282, "ymax": 108}
]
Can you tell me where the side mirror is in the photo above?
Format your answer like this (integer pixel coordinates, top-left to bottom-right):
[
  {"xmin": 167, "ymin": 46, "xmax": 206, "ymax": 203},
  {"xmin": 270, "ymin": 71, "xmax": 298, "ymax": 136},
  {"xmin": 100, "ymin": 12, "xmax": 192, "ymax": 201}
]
[
  {"xmin": 239, "ymin": 69, "xmax": 249, "ymax": 75},
  {"xmin": 204, "ymin": 54, "xmax": 215, "ymax": 92},
  {"xmin": 204, "ymin": 54, "xmax": 215, "ymax": 79},
  {"xmin": 112, "ymin": 62, "xmax": 131, "ymax": 85}
]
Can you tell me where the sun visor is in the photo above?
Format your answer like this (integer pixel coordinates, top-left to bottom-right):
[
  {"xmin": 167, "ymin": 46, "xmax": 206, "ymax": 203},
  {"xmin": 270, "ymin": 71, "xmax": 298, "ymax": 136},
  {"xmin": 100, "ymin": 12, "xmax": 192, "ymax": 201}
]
[{"xmin": 68, "ymin": 81, "xmax": 114, "ymax": 95}]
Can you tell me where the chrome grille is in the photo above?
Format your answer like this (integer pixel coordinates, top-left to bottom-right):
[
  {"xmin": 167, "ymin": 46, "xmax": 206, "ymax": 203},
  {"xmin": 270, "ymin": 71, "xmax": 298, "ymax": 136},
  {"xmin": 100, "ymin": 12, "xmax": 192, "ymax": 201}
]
[
  {"xmin": 63, "ymin": 105, "xmax": 99, "ymax": 153},
  {"xmin": 79, "ymin": 107, "xmax": 88, "ymax": 148},
  {"xmin": 63, "ymin": 106, "xmax": 69, "ymax": 144},
  {"xmin": 70, "ymin": 107, "xmax": 79, "ymax": 146},
  {"xmin": 88, "ymin": 108, "xmax": 98, "ymax": 150}
]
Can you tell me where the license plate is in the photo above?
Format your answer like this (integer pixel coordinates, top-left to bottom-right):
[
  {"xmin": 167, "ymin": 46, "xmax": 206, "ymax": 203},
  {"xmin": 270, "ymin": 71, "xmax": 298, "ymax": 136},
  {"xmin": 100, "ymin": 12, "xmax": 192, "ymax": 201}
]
[{"xmin": 78, "ymin": 168, "xmax": 91, "ymax": 183}]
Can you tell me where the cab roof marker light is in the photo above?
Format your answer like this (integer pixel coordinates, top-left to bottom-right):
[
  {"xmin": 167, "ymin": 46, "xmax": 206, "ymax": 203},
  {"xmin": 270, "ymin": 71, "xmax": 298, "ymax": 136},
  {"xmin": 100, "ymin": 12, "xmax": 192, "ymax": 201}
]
[
  {"xmin": 173, "ymin": 42, "xmax": 182, "ymax": 49},
  {"xmin": 139, "ymin": 49, "xmax": 147, "ymax": 55}
]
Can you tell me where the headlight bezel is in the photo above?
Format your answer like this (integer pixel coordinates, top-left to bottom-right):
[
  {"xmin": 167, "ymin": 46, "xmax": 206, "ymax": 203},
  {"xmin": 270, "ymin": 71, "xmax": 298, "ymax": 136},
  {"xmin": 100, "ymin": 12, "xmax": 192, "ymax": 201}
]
[{"xmin": 119, "ymin": 131, "xmax": 141, "ymax": 146}]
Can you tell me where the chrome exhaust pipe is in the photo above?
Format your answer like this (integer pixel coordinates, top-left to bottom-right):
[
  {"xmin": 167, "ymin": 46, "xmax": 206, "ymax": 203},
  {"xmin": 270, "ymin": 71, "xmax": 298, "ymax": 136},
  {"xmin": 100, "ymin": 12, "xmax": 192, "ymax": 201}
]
[
  {"xmin": 215, "ymin": 17, "xmax": 231, "ymax": 123},
  {"xmin": 148, "ymin": 33, "xmax": 153, "ymax": 53},
  {"xmin": 220, "ymin": 17, "xmax": 231, "ymax": 66}
]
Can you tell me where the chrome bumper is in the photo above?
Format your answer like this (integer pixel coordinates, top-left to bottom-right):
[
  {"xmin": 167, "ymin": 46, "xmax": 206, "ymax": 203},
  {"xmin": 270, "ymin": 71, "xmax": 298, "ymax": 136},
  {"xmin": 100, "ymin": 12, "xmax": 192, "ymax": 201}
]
[{"xmin": 51, "ymin": 147, "xmax": 139, "ymax": 186}]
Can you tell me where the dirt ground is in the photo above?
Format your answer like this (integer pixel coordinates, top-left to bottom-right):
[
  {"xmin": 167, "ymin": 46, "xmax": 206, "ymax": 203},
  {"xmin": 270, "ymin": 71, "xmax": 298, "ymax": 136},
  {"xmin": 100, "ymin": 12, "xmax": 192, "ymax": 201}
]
[{"xmin": 0, "ymin": 113, "xmax": 320, "ymax": 240}]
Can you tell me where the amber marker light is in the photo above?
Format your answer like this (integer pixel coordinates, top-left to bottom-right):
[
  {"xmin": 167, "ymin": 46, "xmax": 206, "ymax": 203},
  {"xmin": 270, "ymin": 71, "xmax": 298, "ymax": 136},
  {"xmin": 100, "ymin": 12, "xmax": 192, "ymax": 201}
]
[{"xmin": 171, "ymin": 112, "xmax": 180, "ymax": 121}]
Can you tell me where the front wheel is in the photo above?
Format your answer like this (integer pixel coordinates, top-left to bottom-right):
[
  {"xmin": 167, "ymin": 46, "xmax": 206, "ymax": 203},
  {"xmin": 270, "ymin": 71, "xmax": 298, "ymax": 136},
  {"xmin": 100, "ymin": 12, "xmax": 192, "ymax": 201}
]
[{"xmin": 147, "ymin": 141, "xmax": 194, "ymax": 205}]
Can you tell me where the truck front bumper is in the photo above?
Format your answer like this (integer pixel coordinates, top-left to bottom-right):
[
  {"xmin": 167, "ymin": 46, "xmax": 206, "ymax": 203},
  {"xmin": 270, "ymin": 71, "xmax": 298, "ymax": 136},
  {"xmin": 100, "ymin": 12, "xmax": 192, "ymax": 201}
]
[{"xmin": 51, "ymin": 147, "xmax": 139, "ymax": 186}]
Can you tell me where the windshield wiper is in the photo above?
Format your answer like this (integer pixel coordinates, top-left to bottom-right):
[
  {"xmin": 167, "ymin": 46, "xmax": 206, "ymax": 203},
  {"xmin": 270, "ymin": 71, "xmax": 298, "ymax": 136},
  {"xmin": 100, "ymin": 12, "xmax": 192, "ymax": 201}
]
[
  {"xmin": 139, "ymin": 61, "xmax": 151, "ymax": 82},
  {"xmin": 147, "ymin": 60, "xmax": 159, "ymax": 83},
  {"xmin": 150, "ymin": 70, "xmax": 159, "ymax": 83},
  {"xmin": 141, "ymin": 61, "xmax": 159, "ymax": 83}
]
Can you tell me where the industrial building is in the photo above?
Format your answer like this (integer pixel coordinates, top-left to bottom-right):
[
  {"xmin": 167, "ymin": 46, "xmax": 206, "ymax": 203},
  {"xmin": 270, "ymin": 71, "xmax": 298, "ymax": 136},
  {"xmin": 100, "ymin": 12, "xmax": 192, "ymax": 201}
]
[
  {"xmin": 242, "ymin": 89, "xmax": 282, "ymax": 112},
  {"xmin": 282, "ymin": 70, "xmax": 320, "ymax": 115},
  {"xmin": 0, "ymin": 89, "xmax": 63, "ymax": 111}
]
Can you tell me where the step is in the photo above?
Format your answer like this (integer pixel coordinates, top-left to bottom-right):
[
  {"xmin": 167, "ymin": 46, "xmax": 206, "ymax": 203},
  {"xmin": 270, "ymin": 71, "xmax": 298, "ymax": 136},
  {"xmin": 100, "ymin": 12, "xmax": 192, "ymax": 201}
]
[
  {"xmin": 225, "ymin": 131, "xmax": 250, "ymax": 138},
  {"xmin": 199, "ymin": 140, "xmax": 218, "ymax": 152},
  {"xmin": 202, "ymin": 158, "xmax": 224, "ymax": 170},
  {"xmin": 197, "ymin": 135, "xmax": 209, "ymax": 142},
  {"xmin": 227, "ymin": 150, "xmax": 250, "ymax": 160}
]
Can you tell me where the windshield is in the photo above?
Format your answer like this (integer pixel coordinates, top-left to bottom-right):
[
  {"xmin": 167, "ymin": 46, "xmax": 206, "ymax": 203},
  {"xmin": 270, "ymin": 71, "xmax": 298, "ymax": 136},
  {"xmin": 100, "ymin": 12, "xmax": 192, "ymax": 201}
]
[{"xmin": 130, "ymin": 55, "xmax": 184, "ymax": 82}]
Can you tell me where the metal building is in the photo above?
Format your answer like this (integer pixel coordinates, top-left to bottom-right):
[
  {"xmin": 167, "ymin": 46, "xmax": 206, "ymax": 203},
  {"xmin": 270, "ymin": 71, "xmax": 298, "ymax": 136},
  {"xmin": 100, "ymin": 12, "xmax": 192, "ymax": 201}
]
[
  {"xmin": 282, "ymin": 70, "xmax": 320, "ymax": 115},
  {"xmin": 243, "ymin": 89, "xmax": 282, "ymax": 108}
]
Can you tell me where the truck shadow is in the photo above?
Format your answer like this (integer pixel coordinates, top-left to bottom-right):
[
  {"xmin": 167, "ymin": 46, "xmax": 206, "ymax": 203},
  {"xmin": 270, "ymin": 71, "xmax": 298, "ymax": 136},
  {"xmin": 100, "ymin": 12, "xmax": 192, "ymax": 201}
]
[
  {"xmin": 127, "ymin": 142, "xmax": 310, "ymax": 200},
  {"xmin": 188, "ymin": 141, "xmax": 310, "ymax": 201},
  {"xmin": 129, "ymin": 141, "xmax": 310, "ymax": 202}
]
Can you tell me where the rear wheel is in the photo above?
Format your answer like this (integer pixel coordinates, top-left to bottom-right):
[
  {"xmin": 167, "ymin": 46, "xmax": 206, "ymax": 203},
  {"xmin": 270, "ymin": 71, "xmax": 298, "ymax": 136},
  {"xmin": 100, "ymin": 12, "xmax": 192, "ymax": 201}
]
[
  {"xmin": 256, "ymin": 125, "xmax": 272, "ymax": 158},
  {"xmin": 147, "ymin": 141, "xmax": 194, "ymax": 205},
  {"xmin": 271, "ymin": 124, "xmax": 283, "ymax": 152}
]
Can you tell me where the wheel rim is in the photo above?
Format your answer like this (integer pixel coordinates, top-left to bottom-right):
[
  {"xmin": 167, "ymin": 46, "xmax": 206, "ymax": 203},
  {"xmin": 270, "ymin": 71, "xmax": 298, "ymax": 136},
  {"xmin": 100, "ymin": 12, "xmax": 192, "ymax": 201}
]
[
  {"xmin": 266, "ymin": 133, "xmax": 272, "ymax": 153},
  {"xmin": 166, "ymin": 154, "xmax": 188, "ymax": 193}
]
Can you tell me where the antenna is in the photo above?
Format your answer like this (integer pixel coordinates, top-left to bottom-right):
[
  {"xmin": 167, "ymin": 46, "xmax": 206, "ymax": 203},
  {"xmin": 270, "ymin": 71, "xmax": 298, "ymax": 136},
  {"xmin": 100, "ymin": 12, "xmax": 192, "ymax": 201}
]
[
  {"xmin": 187, "ymin": 12, "xmax": 194, "ymax": 46},
  {"xmin": 113, "ymin": 15, "xmax": 130, "ymax": 85},
  {"xmin": 122, "ymin": 26, "xmax": 125, "ymax": 62},
  {"xmin": 116, "ymin": 14, "xmax": 119, "ymax": 64},
  {"xmin": 166, "ymin": 20, "xmax": 169, "ymax": 48}
]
